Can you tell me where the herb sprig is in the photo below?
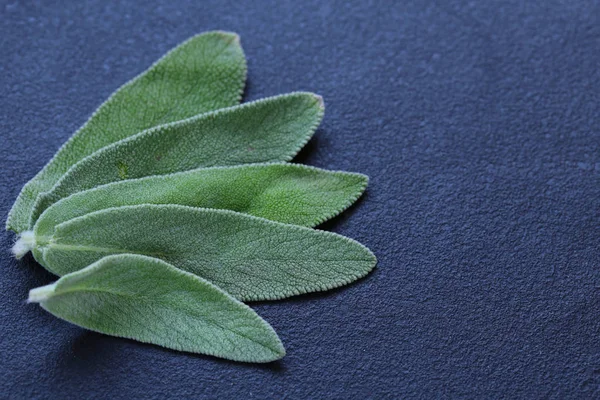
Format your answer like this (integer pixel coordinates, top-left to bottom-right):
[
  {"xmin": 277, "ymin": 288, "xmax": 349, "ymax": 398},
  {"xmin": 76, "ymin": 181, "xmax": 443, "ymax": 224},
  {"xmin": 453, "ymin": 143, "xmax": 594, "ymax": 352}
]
[{"xmin": 9, "ymin": 31, "xmax": 377, "ymax": 362}]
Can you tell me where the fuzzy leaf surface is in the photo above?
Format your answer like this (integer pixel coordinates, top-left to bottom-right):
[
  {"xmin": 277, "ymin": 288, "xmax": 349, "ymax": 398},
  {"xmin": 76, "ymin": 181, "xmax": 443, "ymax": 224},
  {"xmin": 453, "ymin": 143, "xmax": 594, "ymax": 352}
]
[
  {"xmin": 7, "ymin": 31, "xmax": 246, "ymax": 233},
  {"xmin": 30, "ymin": 93, "xmax": 323, "ymax": 224},
  {"xmin": 36, "ymin": 205, "xmax": 376, "ymax": 302},
  {"xmin": 28, "ymin": 254, "xmax": 285, "ymax": 363},
  {"xmin": 34, "ymin": 163, "xmax": 367, "ymax": 242}
]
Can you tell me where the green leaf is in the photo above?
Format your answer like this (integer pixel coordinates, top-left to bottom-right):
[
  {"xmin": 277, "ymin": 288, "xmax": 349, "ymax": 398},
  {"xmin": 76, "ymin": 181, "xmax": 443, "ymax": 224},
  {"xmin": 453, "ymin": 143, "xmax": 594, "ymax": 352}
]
[
  {"xmin": 32, "ymin": 163, "xmax": 367, "ymax": 243},
  {"xmin": 30, "ymin": 93, "xmax": 324, "ymax": 226},
  {"xmin": 7, "ymin": 31, "xmax": 247, "ymax": 233},
  {"xmin": 28, "ymin": 254, "xmax": 285, "ymax": 363},
  {"xmin": 30, "ymin": 205, "xmax": 376, "ymax": 302}
]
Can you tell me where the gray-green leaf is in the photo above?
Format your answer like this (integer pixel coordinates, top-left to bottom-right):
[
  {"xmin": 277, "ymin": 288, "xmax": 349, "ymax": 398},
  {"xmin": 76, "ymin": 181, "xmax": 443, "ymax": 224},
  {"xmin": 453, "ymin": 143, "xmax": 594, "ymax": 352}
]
[
  {"xmin": 30, "ymin": 93, "xmax": 324, "ymax": 226},
  {"xmin": 32, "ymin": 163, "xmax": 366, "ymax": 243},
  {"xmin": 7, "ymin": 31, "xmax": 246, "ymax": 233},
  {"xmin": 28, "ymin": 254, "xmax": 285, "ymax": 363},
  {"xmin": 31, "ymin": 205, "xmax": 376, "ymax": 302}
]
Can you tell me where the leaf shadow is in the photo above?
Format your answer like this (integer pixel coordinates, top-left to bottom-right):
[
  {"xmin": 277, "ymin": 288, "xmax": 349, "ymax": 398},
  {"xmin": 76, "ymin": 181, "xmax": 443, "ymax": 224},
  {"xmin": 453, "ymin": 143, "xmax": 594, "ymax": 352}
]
[
  {"xmin": 18, "ymin": 251, "xmax": 57, "ymax": 284},
  {"xmin": 53, "ymin": 329, "xmax": 287, "ymax": 373},
  {"xmin": 241, "ymin": 76, "xmax": 251, "ymax": 103},
  {"xmin": 290, "ymin": 126, "xmax": 370, "ymax": 231},
  {"xmin": 316, "ymin": 190, "xmax": 369, "ymax": 232},
  {"xmin": 291, "ymin": 134, "xmax": 320, "ymax": 165},
  {"xmin": 251, "ymin": 261, "xmax": 378, "ymax": 308}
]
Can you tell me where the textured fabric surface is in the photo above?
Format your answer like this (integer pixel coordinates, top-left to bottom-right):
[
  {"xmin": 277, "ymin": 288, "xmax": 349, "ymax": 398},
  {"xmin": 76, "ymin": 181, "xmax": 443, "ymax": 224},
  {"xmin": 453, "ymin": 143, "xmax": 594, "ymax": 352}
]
[{"xmin": 1, "ymin": 0, "xmax": 599, "ymax": 398}]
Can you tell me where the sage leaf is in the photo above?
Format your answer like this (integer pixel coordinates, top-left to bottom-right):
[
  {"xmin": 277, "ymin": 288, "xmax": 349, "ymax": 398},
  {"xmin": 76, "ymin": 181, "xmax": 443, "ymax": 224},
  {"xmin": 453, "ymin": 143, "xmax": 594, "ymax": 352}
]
[
  {"xmin": 33, "ymin": 163, "xmax": 367, "ymax": 243},
  {"xmin": 28, "ymin": 254, "xmax": 285, "ymax": 363},
  {"xmin": 30, "ymin": 205, "xmax": 376, "ymax": 302},
  {"xmin": 30, "ymin": 93, "xmax": 324, "ymax": 226},
  {"xmin": 7, "ymin": 31, "xmax": 246, "ymax": 234}
]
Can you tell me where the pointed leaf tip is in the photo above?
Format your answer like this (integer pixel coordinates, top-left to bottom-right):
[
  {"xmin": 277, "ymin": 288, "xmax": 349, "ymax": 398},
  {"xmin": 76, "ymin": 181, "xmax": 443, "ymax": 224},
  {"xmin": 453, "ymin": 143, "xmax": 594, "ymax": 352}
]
[
  {"xmin": 209, "ymin": 30, "xmax": 240, "ymax": 43},
  {"xmin": 315, "ymin": 94, "xmax": 324, "ymax": 109}
]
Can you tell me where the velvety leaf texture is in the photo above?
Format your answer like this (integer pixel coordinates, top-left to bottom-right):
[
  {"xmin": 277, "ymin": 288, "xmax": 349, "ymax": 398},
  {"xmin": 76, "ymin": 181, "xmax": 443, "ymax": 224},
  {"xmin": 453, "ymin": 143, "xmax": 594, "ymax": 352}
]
[
  {"xmin": 7, "ymin": 31, "xmax": 246, "ymax": 233},
  {"xmin": 34, "ymin": 205, "xmax": 377, "ymax": 302},
  {"xmin": 30, "ymin": 93, "xmax": 324, "ymax": 225},
  {"xmin": 28, "ymin": 254, "xmax": 285, "ymax": 363},
  {"xmin": 32, "ymin": 163, "xmax": 367, "ymax": 241},
  {"xmin": 8, "ymin": 30, "xmax": 377, "ymax": 364}
]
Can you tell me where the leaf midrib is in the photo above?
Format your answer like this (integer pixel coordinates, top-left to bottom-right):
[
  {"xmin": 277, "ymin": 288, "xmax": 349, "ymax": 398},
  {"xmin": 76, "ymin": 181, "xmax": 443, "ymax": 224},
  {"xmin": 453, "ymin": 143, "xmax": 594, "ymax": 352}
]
[{"xmin": 46, "ymin": 242, "xmax": 372, "ymax": 263}]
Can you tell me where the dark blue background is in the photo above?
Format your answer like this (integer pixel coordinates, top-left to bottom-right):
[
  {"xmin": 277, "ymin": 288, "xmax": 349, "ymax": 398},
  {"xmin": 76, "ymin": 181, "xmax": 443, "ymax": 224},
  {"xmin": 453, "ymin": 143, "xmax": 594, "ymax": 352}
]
[{"xmin": 2, "ymin": 0, "xmax": 599, "ymax": 398}]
